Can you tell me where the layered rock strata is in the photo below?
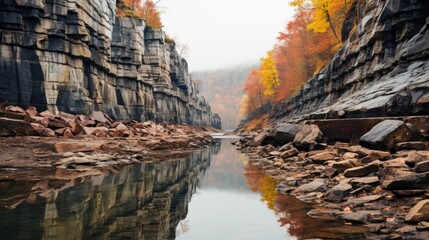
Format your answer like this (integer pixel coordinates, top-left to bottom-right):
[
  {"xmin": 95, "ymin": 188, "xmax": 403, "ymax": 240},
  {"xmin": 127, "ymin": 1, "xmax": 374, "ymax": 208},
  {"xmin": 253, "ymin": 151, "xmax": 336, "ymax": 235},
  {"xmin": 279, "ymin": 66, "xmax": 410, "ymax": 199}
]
[
  {"xmin": 267, "ymin": 0, "xmax": 429, "ymax": 121},
  {"xmin": 0, "ymin": 0, "xmax": 219, "ymax": 127}
]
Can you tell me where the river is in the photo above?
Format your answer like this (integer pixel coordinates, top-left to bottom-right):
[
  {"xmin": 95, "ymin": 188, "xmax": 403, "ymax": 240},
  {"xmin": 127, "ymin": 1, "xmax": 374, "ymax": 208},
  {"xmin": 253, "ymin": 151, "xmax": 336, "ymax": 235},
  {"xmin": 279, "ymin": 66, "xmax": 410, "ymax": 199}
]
[{"xmin": 0, "ymin": 137, "xmax": 368, "ymax": 240}]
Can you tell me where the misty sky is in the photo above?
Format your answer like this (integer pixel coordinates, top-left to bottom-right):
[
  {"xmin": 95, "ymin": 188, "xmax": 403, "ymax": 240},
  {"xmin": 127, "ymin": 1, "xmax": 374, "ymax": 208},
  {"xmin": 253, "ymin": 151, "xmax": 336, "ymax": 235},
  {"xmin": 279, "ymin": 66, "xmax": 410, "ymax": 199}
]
[{"xmin": 157, "ymin": 0, "xmax": 295, "ymax": 71}]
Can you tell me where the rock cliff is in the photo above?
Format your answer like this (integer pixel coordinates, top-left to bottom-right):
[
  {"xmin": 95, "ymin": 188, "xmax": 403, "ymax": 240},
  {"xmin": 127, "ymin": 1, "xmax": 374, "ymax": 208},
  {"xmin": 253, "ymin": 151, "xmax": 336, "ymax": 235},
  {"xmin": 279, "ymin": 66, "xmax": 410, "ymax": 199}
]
[
  {"xmin": 0, "ymin": 0, "xmax": 220, "ymax": 127},
  {"xmin": 254, "ymin": 0, "xmax": 429, "ymax": 123}
]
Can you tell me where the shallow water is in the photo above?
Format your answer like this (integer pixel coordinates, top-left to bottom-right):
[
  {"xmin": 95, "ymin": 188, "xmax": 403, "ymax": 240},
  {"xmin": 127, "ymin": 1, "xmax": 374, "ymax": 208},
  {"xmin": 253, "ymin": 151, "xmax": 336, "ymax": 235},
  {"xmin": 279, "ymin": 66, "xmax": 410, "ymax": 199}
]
[{"xmin": 0, "ymin": 138, "xmax": 368, "ymax": 240}]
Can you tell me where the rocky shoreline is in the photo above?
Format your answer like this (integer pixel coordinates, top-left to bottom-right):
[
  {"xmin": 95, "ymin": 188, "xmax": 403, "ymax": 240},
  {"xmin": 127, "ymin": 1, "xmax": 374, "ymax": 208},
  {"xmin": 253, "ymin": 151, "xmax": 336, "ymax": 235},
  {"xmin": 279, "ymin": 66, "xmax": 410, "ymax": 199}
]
[
  {"xmin": 0, "ymin": 104, "xmax": 218, "ymax": 182},
  {"xmin": 236, "ymin": 120, "xmax": 429, "ymax": 240}
]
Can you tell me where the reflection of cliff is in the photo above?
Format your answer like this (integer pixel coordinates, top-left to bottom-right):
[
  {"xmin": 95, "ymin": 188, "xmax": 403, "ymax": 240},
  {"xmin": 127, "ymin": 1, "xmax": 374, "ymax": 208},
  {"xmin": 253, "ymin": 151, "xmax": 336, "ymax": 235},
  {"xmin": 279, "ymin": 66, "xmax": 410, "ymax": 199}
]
[
  {"xmin": 198, "ymin": 139, "xmax": 249, "ymax": 192},
  {"xmin": 0, "ymin": 149, "xmax": 211, "ymax": 240},
  {"xmin": 243, "ymin": 164, "xmax": 367, "ymax": 240}
]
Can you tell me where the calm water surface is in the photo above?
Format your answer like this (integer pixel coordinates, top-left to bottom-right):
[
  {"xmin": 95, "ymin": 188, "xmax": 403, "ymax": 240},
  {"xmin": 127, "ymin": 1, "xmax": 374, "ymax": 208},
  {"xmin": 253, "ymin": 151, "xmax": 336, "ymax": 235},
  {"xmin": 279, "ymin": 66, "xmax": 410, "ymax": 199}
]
[{"xmin": 0, "ymin": 138, "xmax": 368, "ymax": 239}]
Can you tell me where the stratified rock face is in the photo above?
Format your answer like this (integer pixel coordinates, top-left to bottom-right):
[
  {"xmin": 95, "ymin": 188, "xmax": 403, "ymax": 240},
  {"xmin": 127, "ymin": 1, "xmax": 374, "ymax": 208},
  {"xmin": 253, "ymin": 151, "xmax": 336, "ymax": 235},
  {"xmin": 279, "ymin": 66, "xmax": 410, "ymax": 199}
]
[
  {"xmin": 270, "ymin": 0, "xmax": 429, "ymax": 121},
  {"xmin": 0, "ymin": 0, "xmax": 220, "ymax": 127}
]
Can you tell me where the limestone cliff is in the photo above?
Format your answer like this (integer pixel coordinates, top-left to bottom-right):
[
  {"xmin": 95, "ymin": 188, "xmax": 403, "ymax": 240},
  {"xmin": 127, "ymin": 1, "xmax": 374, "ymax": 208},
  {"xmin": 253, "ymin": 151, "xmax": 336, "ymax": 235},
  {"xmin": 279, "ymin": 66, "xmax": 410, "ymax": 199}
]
[
  {"xmin": 246, "ymin": 0, "xmax": 429, "ymax": 125},
  {"xmin": 0, "ymin": 0, "xmax": 220, "ymax": 127}
]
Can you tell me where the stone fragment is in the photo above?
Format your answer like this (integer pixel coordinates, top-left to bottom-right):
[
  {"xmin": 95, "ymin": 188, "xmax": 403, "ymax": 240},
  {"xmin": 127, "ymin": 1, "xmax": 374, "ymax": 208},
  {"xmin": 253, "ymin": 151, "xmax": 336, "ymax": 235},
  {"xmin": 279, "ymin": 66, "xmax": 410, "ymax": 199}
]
[
  {"xmin": 309, "ymin": 151, "xmax": 337, "ymax": 163},
  {"xmin": 325, "ymin": 167, "xmax": 338, "ymax": 178},
  {"xmin": 293, "ymin": 179, "xmax": 325, "ymax": 193},
  {"xmin": 6, "ymin": 106, "xmax": 25, "ymax": 114},
  {"xmin": 414, "ymin": 160, "xmax": 429, "ymax": 172},
  {"xmin": 381, "ymin": 172, "xmax": 429, "ymax": 190},
  {"xmin": 344, "ymin": 162, "xmax": 379, "ymax": 178},
  {"xmin": 280, "ymin": 147, "xmax": 299, "ymax": 159},
  {"xmin": 405, "ymin": 200, "xmax": 429, "ymax": 222},
  {"xmin": 293, "ymin": 124, "xmax": 324, "ymax": 151},
  {"xmin": 89, "ymin": 111, "xmax": 110, "ymax": 124},
  {"xmin": 25, "ymin": 106, "xmax": 37, "ymax": 116},
  {"xmin": 341, "ymin": 211, "xmax": 382, "ymax": 223},
  {"xmin": 54, "ymin": 142, "xmax": 103, "ymax": 153},
  {"xmin": 392, "ymin": 189, "xmax": 425, "ymax": 197},
  {"xmin": 324, "ymin": 182, "xmax": 352, "ymax": 203},
  {"xmin": 406, "ymin": 151, "xmax": 429, "ymax": 167},
  {"xmin": 248, "ymin": 131, "xmax": 268, "ymax": 147},
  {"xmin": 360, "ymin": 120, "xmax": 411, "ymax": 151},
  {"xmin": 351, "ymin": 176, "xmax": 379, "ymax": 187},
  {"xmin": 397, "ymin": 142, "xmax": 429, "ymax": 151},
  {"xmin": 331, "ymin": 159, "xmax": 362, "ymax": 173},
  {"xmin": 344, "ymin": 195, "xmax": 383, "ymax": 206}
]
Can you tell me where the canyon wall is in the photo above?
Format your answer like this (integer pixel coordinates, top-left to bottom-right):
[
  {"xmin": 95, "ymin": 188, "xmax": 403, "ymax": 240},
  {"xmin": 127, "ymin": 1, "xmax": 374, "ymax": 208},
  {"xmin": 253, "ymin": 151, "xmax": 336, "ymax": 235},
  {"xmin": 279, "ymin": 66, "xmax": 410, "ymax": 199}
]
[
  {"xmin": 0, "ymin": 0, "xmax": 220, "ymax": 127},
  {"xmin": 253, "ymin": 0, "xmax": 429, "ymax": 123}
]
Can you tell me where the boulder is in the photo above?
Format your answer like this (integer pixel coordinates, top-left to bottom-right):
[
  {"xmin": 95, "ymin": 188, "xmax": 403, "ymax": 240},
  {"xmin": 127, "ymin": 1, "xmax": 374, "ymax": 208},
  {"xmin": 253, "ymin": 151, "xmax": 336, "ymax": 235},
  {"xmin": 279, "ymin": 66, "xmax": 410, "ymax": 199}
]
[
  {"xmin": 344, "ymin": 162, "xmax": 379, "ymax": 178},
  {"xmin": 265, "ymin": 124, "xmax": 302, "ymax": 146},
  {"xmin": 293, "ymin": 124, "xmax": 324, "ymax": 151},
  {"xmin": 360, "ymin": 120, "xmax": 411, "ymax": 151},
  {"xmin": 405, "ymin": 200, "xmax": 429, "ymax": 222}
]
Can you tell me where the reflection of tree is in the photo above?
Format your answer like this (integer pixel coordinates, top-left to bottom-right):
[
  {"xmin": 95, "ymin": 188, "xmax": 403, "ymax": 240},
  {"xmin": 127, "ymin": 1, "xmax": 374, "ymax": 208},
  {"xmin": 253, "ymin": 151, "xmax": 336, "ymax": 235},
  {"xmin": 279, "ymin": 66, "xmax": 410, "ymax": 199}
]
[{"xmin": 243, "ymin": 162, "xmax": 367, "ymax": 239}]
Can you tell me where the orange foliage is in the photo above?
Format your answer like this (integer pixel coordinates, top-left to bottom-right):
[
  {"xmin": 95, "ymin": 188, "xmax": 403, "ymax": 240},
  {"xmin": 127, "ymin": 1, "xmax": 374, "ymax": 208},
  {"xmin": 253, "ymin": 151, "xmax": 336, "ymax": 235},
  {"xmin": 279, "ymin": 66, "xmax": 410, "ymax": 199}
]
[
  {"xmin": 241, "ymin": 2, "xmax": 348, "ymax": 112},
  {"xmin": 274, "ymin": 7, "xmax": 338, "ymax": 100},
  {"xmin": 116, "ymin": 0, "xmax": 162, "ymax": 29}
]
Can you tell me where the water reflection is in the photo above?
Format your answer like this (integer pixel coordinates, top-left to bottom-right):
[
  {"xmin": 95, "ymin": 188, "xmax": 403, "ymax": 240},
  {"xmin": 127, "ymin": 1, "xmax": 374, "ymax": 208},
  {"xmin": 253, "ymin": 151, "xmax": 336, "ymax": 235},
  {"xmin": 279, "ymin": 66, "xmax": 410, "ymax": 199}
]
[
  {"xmin": 0, "ymin": 138, "xmax": 368, "ymax": 240},
  {"xmin": 0, "ymin": 149, "xmax": 211, "ymax": 240}
]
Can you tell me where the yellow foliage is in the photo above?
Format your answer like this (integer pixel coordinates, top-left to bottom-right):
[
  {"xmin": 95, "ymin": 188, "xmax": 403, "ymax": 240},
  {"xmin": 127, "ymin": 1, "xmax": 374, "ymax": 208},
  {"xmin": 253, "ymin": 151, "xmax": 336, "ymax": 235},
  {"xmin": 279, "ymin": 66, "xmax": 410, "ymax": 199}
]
[{"xmin": 260, "ymin": 50, "xmax": 280, "ymax": 96}]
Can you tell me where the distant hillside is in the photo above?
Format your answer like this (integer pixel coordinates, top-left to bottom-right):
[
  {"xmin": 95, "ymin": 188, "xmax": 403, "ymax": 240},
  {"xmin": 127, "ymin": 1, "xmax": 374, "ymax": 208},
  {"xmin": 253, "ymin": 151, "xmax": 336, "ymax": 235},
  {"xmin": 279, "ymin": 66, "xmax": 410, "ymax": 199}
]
[{"xmin": 193, "ymin": 64, "xmax": 257, "ymax": 130}]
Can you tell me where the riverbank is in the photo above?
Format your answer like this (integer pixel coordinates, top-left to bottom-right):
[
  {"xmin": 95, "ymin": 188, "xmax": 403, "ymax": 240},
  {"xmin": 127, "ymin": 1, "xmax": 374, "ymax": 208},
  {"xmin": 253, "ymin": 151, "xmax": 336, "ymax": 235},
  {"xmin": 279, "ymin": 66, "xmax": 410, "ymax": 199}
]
[
  {"xmin": 236, "ymin": 122, "xmax": 429, "ymax": 240},
  {"xmin": 0, "ymin": 104, "xmax": 221, "ymax": 181}
]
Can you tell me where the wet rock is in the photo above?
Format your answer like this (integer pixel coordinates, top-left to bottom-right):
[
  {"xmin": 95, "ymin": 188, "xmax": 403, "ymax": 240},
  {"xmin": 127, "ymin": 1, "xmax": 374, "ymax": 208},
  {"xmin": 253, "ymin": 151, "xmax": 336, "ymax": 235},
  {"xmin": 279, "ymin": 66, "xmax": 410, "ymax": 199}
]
[
  {"xmin": 324, "ymin": 182, "xmax": 352, "ymax": 203},
  {"xmin": 293, "ymin": 178, "xmax": 326, "ymax": 193},
  {"xmin": 344, "ymin": 162, "xmax": 379, "ymax": 178},
  {"xmin": 293, "ymin": 124, "xmax": 324, "ymax": 151},
  {"xmin": 360, "ymin": 120, "xmax": 411, "ymax": 151},
  {"xmin": 405, "ymin": 200, "xmax": 429, "ymax": 223}
]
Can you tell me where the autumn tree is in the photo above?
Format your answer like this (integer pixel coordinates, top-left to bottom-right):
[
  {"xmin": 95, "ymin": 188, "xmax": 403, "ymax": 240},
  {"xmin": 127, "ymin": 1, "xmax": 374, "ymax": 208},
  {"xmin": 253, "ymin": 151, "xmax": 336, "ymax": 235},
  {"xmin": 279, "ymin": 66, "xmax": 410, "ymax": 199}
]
[
  {"xmin": 244, "ymin": 70, "xmax": 265, "ymax": 107},
  {"xmin": 260, "ymin": 50, "xmax": 280, "ymax": 96},
  {"xmin": 116, "ymin": 0, "xmax": 163, "ymax": 29}
]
